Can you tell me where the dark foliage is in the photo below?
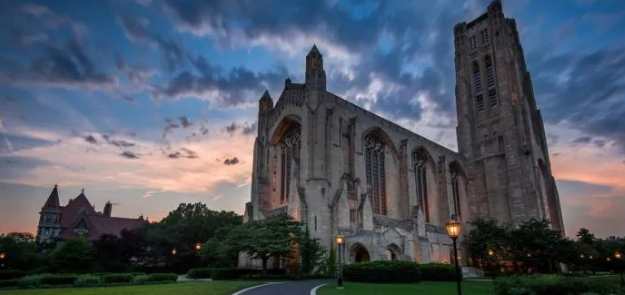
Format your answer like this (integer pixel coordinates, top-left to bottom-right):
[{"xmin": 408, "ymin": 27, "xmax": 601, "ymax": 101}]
[
  {"xmin": 494, "ymin": 275, "xmax": 622, "ymax": 295},
  {"xmin": 343, "ymin": 261, "xmax": 421, "ymax": 283},
  {"xmin": 101, "ymin": 273, "xmax": 134, "ymax": 284},
  {"xmin": 419, "ymin": 263, "xmax": 458, "ymax": 281}
]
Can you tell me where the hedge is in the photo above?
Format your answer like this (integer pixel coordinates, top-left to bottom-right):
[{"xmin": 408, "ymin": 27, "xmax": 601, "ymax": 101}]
[
  {"xmin": 494, "ymin": 275, "xmax": 621, "ymax": 295},
  {"xmin": 0, "ymin": 279, "xmax": 19, "ymax": 288},
  {"xmin": 343, "ymin": 261, "xmax": 421, "ymax": 283},
  {"xmin": 0, "ymin": 270, "xmax": 26, "ymax": 280},
  {"xmin": 419, "ymin": 263, "xmax": 458, "ymax": 281},
  {"xmin": 74, "ymin": 274, "xmax": 102, "ymax": 287},
  {"xmin": 132, "ymin": 273, "xmax": 178, "ymax": 284},
  {"xmin": 187, "ymin": 268, "xmax": 212, "ymax": 279},
  {"xmin": 187, "ymin": 267, "xmax": 261, "ymax": 280},
  {"xmin": 17, "ymin": 274, "xmax": 78, "ymax": 288},
  {"xmin": 101, "ymin": 273, "xmax": 134, "ymax": 284}
]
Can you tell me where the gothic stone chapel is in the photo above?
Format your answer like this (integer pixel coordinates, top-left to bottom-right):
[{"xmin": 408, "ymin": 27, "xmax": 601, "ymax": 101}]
[{"xmin": 242, "ymin": 0, "xmax": 564, "ymax": 268}]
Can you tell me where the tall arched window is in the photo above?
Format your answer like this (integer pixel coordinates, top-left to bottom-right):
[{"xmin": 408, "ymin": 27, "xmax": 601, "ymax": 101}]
[
  {"xmin": 413, "ymin": 150, "xmax": 430, "ymax": 222},
  {"xmin": 365, "ymin": 133, "xmax": 387, "ymax": 215},
  {"xmin": 279, "ymin": 124, "xmax": 301, "ymax": 204}
]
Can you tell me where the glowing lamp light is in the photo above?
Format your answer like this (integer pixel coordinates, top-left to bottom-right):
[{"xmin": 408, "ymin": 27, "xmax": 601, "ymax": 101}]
[
  {"xmin": 445, "ymin": 218, "xmax": 462, "ymax": 239},
  {"xmin": 171, "ymin": 248, "xmax": 177, "ymax": 256},
  {"xmin": 607, "ymin": 257, "xmax": 612, "ymax": 262},
  {"xmin": 336, "ymin": 234, "xmax": 345, "ymax": 245},
  {"xmin": 0, "ymin": 252, "xmax": 5, "ymax": 260},
  {"xmin": 195, "ymin": 243, "xmax": 202, "ymax": 251},
  {"xmin": 488, "ymin": 249, "xmax": 495, "ymax": 256},
  {"xmin": 616, "ymin": 252, "xmax": 622, "ymax": 259}
]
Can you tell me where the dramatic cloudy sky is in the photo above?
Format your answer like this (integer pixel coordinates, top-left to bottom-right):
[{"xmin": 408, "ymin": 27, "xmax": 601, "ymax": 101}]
[{"xmin": 1, "ymin": 0, "xmax": 624, "ymax": 238}]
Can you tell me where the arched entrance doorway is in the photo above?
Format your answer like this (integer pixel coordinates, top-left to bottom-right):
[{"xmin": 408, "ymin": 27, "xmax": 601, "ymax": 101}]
[
  {"xmin": 385, "ymin": 244, "xmax": 401, "ymax": 261},
  {"xmin": 351, "ymin": 243, "xmax": 370, "ymax": 263}
]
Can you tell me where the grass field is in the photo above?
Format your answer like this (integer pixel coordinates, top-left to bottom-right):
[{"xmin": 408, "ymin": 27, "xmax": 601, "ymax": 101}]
[
  {"xmin": 318, "ymin": 280, "xmax": 494, "ymax": 295},
  {"xmin": 0, "ymin": 281, "xmax": 259, "ymax": 295}
]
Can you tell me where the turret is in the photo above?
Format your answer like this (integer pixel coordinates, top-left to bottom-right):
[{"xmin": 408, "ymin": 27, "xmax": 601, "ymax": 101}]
[
  {"xmin": 305, "ymin": 45, "xmax": 326, "ymax": 91},
  {"xmin": 259, "ymin": 90, "xmax": 273, "ymax": 113},
  {"xmin": 43, "ymin": 184, "xmax": 60, "ymax": 208},
  {"xmin": 37, "ymin": 185, "xmax": 62, "ymax": 243}
]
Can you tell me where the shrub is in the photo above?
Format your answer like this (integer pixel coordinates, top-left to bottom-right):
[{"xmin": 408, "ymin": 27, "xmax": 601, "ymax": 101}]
[
  {"xmin": 419, "ymin": 263, "xmax": 458, "ymax": 281},
  {"xmin": 0, "ymin": 279, "xmax": 19, "ymax": 288},
  {"xmin": 343, "ymin": 261, "xmax": 421, "ymax": 283},
  {"xmin": 187, "ymin": 267, "xmax": 212, "ymax": 279},
  {"xmin": 132, "ymin": 273, "xmax": 178, "ymax": 284},
  {"xmin": 211, "ymin": 268, "xmax": 259, "ymax": 280},
  {"xmin": 39, "ymin": 274, "xmax": 78, "ymax": 285},
  {"xmin": 187, "ymin": 267, "xmax": 262, "ymax": 280},
  {"xmin": 74, "ymin": 274, "xmax": 102, "ymax": 287},
  {"xmin": 494, "ymin": 275, "xmax": 619, "ymax": 295},
  {"xmin": 102, "ymin": 273, "xmax": 134, "ymax": 284},
  {"xmin": 17, "ymin": 275, "xmax": 42, "ymax": 289},
  {"xmin": 0, "ymin": 270, "xmax": 26, "ymax": 280}
]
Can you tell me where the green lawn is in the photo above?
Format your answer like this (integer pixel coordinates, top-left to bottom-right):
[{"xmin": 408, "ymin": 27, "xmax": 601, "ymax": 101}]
[
  {"xmin": 319, "ymin": 280, "xmax": 494, "ymax": 295},
  {"xmin": 0, "ymin": 281, "xmax": 259, "ymax": 295}
]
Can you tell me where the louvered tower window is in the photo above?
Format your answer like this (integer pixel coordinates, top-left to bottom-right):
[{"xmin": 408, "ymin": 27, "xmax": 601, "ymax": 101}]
[{"xmin": 485, "ymin": 55, "xmax": 497, "ymax": 106}]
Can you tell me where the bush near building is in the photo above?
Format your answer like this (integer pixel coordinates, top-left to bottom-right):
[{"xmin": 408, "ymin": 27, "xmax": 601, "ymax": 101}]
[
  {"xmin": 343, "ymin": 261, "xmax": 421, "ymax": 283},
  {"xmin": 494, "ymin": 275, "xmax": 622, "ymax": 295}
]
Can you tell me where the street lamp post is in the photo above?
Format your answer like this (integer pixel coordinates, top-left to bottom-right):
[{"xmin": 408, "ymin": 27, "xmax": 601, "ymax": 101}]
[
  {"xmin": 616, "ymin": 251, "xmax": 624, "ymax": 287},
  {"xmin": 336, "ymin": 234, "xmax": 345, "ymax": 288},
  {"xmin": 446, "ymin": 217, "xmax": 463, "ymax": 295}
]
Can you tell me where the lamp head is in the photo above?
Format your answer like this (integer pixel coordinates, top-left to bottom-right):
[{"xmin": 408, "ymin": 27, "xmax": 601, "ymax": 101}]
[
  {"xmin": 336, "ymin": 234, "xmax": 345, "ymax": 245},
  {"xmin": 445, "ymin": 217, "xmax": 462, "ymax": 239}
]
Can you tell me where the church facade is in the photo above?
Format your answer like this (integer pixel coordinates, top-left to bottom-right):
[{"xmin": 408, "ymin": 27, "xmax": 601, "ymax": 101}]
[{"xmin": 243, "ymin": 0, "xmax": 563, "ymax": 266}]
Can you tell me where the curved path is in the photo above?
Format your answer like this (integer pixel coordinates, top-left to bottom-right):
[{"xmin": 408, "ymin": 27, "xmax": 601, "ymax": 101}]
[{"xmin": 234, "ymin": 280, "xmax": 329, "ymax": 295}]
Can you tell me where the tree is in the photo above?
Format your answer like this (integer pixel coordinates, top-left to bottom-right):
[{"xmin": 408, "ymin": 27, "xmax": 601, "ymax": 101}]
[
  {"xmin": 299, "ymin": 226, "xmax": 325, "ymax": 274},
  {"xmin": 0, "ymin": 232, "xmax": 41, "ymax": 270},
  {"xmin": 141, "ymin": 202, "xmax": 242, "ymax": 271},
  {"xmin": 465, "ymin": 218, "xmax": 508, "ymax": 275},
  {"xmin": 227, "ymin": 214, "xmax": 300, "ymax": 272},
  {"xmin": 50, "ymin": 237, "xmax": 94, "ymax": 272},
  {"xmin": 508, "ymin": 219, "xmax": 564, "ymax": 273}
]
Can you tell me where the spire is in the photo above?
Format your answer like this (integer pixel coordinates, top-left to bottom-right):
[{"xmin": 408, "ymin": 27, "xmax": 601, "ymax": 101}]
[
  {"xmin": 308, "ymin": 44, "xmax": 321, "ymax": 57},
  {"xmin": 305, "ymin": 45, "xmax": 326, "ymax": 91},
  {"xmin": 43, "ymin": 184, "xmax": 60, "ymax": 208},
  {"xmin": 259, "ymin": 89, "xmax": 273, "ymax": 112}
]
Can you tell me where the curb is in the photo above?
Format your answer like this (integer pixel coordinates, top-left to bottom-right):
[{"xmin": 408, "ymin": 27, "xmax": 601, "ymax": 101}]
[
  {"xmin": 310, "ymin": 283, "xmax": 328, "ymax": 295},
  {"xmin": 232, "ymin": 282, "xmax": 285, "ymax": 295}
]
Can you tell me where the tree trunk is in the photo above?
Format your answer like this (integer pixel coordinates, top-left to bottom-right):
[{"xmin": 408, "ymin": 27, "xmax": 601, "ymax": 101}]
[{"xmin": 261, "ymin": 257, "xmax": 268, "ymax": 274}]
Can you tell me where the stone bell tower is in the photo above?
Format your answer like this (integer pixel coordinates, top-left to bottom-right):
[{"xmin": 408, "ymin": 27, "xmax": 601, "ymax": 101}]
[{"xmin": 453, "ymin": 0, "xmax": 564, "ymax": 232}]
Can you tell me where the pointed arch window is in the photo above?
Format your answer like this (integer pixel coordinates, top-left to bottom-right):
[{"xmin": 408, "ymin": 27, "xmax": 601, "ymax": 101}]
[
  {"xmin": 279, "ymin": 124, "xmax": 301, "ymax": 204},
  {"xmin": 450, "ymin": 163, "xmax": 463, "ymax": 220},
  {"xmin": 365, "ymin": 133, "xmax": 387, "ymax": 215},
  {"xmin": 413, "ymin": 150, "xmax": 430, "ymax": 222}
]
